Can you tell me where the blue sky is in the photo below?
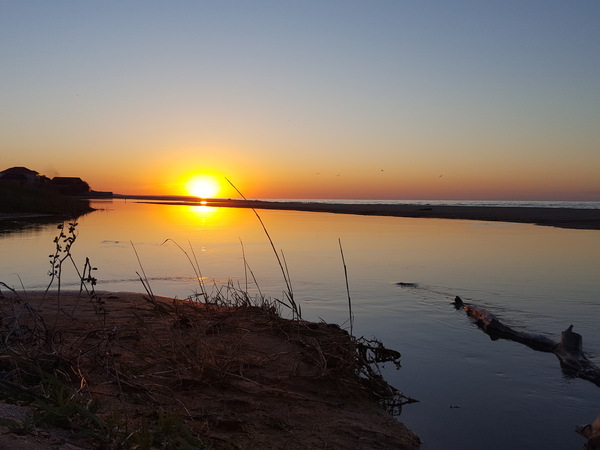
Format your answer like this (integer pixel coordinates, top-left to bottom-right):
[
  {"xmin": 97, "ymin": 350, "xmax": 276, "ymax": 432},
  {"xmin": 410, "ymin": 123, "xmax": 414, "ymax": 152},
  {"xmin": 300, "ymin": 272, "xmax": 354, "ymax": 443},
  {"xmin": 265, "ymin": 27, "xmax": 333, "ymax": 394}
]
[{"xmin": 1, "ymin": 1, "xmax": 599, "ymax": 199}]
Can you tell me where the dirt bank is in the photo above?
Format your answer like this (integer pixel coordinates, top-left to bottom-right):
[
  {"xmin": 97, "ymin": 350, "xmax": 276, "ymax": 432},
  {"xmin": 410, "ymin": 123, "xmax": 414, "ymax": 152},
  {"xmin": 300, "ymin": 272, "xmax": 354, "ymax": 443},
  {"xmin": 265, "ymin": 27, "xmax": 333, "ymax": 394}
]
[{"xmin": 0, "ymin": 290, "xmax": 420, "ymax": 449}]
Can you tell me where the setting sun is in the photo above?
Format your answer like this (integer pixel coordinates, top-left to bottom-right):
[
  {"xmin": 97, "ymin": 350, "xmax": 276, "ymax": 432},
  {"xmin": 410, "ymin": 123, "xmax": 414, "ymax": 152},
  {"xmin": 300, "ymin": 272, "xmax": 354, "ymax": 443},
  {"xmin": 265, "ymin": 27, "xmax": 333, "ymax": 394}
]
[{"xmin": 185, "ymin": 175, "xmax": 221, "ymax": 198}]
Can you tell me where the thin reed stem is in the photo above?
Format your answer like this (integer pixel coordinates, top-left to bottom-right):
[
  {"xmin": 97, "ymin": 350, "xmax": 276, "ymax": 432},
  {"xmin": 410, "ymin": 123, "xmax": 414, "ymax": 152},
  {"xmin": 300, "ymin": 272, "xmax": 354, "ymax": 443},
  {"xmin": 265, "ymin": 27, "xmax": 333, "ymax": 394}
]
[
  {"xmin": 131, "ymin": 241, "xmax": 155, "ymax": 301},
  {"xmin": 338, "ymin": 239, "xmax": 353, "ymax": 336},
  {"xmin": 161, "ymin": 239, "xmax": 207, "ymax": 300},
  {"xmin": 239, "ymin": 239, "xmax": 264, "ymax": 300},
  {"xmin": 225, "ymin": 178, "xmax": 300, "ymax": 319}
]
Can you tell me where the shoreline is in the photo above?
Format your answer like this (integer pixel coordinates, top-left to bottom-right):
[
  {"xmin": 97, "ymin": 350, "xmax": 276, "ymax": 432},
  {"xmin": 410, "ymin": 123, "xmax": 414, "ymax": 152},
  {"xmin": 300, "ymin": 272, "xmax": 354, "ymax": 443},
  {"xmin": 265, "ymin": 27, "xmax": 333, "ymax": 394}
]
[
  {"xmin": 119, "ymin": 196, "xmax": 600, "ymax": 230},
  {"xmin": 4, "ymin": 196, "xmax": 599, "ymax": 230},
  {"xmin": 0, "ymin": 212, "xmax": 56, "ymax": 221}
]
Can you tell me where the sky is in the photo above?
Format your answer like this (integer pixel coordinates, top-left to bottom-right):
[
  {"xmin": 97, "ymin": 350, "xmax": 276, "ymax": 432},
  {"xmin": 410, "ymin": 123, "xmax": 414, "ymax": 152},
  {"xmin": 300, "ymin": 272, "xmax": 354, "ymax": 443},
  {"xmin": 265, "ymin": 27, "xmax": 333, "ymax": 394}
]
[{"xmin": 1, "ymin": 1, "xmax": 599, "ymax": 200}]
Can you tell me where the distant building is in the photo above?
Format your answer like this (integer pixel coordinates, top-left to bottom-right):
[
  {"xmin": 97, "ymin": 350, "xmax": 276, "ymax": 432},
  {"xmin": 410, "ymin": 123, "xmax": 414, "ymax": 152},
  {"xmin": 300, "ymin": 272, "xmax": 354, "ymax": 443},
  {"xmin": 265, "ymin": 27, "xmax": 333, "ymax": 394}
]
[
  {"xmin": 0, "ymin": 166, "xmax": 41, "ymax": 185},
  {"xmin": 51, "ymin": 177, "xmax": 91, "ymax": 195}
]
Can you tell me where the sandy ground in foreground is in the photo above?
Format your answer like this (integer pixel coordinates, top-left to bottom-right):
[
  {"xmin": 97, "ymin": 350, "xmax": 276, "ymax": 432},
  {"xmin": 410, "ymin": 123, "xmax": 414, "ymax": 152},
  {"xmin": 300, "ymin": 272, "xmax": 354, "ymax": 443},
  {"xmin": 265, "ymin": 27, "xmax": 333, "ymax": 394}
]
[{"xmin": 0, "ymin": 290, "xmax": 420, "ymax": 449}]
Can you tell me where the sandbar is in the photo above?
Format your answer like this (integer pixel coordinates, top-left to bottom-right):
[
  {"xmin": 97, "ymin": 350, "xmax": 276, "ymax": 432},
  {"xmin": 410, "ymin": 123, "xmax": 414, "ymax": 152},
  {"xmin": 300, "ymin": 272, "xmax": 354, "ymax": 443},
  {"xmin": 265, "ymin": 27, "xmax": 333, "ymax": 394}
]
[{"xmin": 127, "ymin": 196, "xmax": 600, "ymax": 230}]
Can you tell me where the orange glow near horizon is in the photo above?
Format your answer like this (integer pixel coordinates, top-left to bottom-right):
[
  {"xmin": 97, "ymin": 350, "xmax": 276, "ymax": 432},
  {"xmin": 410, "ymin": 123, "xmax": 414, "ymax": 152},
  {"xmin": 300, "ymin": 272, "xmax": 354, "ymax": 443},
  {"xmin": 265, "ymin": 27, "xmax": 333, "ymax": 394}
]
[{"xmin": 59, "ymin": 159, "xmax": 599, "ymax": 202}]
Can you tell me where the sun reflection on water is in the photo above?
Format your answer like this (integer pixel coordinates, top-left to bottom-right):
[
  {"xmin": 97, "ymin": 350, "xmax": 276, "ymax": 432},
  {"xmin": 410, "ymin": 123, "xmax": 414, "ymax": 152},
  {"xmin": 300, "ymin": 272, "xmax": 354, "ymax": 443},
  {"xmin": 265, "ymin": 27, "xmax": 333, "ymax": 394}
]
[
  {"xmin": 190, "ymin": 204, "xmax": 216, "ymax": 214},
  {"xmin": 182, "ymin": 204, "xmax": 222, "ymax": 226}
]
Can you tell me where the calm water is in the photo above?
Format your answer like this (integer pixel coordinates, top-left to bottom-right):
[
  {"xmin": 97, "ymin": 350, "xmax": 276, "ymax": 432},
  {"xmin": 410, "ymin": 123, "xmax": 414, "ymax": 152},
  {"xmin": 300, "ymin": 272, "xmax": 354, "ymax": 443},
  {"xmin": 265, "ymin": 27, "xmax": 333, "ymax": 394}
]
[
  {"xmin": 263, "ymin": 198, "xmax": 600, "ymax": 209},
  {"xmin": 2, "ymin": 199, "xmax": 600, "ymax": 449}
]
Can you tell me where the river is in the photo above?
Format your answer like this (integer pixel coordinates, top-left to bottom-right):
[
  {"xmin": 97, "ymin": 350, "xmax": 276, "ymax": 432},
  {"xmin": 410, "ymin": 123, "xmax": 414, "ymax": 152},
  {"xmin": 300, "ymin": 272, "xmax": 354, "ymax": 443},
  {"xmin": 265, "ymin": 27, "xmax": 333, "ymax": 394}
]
[{"xmin": 1, "ymin": 199, "xmax": 599, "ymax": 449}]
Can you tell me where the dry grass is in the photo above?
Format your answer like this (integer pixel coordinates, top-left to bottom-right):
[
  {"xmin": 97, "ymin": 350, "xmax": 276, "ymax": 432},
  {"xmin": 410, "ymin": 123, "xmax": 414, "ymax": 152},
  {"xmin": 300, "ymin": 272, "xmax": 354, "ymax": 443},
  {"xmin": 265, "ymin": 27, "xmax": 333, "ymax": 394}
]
[{"xmin": 0, "ymin": 289, "xmax": 419, "ymax": 449}]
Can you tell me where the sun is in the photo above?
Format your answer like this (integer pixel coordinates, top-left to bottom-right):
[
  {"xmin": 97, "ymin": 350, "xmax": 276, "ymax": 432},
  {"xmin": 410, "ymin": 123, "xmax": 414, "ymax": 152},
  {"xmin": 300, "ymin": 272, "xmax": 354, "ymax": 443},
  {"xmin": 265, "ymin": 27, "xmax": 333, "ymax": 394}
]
[{"xmin": 185, "ymin": 175, "xmax": 221, "ymax": 199}]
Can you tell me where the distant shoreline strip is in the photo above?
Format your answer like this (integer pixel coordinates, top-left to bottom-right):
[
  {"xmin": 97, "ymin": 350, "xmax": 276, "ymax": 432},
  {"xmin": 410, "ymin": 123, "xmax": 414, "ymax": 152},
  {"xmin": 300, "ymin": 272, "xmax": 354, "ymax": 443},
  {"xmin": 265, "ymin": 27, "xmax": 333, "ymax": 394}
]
[{"xmin": 118, "ymin": 196, "xmax": 600, "ymax": 230}]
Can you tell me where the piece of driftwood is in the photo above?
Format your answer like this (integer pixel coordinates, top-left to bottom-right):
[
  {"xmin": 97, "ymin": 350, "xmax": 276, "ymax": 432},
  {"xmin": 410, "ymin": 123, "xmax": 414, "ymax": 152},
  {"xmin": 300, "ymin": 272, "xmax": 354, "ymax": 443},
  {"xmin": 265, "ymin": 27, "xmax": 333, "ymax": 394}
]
[
  {"xmin": 577, "ymin": 413, "xmax": 600, "ymax": 450},
  {"xmin": 452, "ymin": 296, "xmax": 600, "ymax": 387}
]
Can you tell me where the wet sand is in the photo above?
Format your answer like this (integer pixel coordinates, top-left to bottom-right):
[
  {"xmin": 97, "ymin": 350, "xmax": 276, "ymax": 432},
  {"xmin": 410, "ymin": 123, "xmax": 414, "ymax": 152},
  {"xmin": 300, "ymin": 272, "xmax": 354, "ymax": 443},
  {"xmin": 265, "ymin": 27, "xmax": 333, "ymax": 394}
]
[{"xmin": 126, "ymin": 196, "xmax": 600, "ymax": 230}]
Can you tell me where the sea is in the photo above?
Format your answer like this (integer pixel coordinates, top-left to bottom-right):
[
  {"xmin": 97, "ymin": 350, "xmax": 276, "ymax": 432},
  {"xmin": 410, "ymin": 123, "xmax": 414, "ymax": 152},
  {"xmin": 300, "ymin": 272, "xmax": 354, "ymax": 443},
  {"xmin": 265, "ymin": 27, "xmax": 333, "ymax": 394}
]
[
  {"xmin": 261, "ymin": 199, "xmax": 600, "ymax": 209},
  {"xmin": 1, "ymin": 198, "xmax": 599, "ymax": 449}
]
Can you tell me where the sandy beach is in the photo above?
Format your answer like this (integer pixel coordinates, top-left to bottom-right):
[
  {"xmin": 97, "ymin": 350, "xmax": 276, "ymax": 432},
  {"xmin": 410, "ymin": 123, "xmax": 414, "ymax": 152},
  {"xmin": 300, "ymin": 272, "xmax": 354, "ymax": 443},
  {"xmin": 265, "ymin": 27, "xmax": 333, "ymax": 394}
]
[{"xmin": 0, "ymin": 290, "xmax": 420, "ymax": 449}]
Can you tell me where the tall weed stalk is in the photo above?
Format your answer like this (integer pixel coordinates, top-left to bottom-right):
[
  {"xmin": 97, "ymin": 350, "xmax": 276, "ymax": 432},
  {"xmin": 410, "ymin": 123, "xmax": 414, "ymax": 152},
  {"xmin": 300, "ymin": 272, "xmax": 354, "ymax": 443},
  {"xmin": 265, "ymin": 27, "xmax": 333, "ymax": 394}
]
[
  {"xmin": 226, "ymin": 178, "xmax": 301, "ymax": 319},
  {"xmin": 42, "ymin": 222, "xmax": 105, "ymax": 325},
  {"xmin": 338, "ymin": 239, "xmax": 353, "ymax": 336},
  {"xmin": 130, "ymin": 241, "xmax": 156, "ymax": 302},
  {"xmin": 161, "ymin": 239, "xmax": 207, "ymax": 301}
]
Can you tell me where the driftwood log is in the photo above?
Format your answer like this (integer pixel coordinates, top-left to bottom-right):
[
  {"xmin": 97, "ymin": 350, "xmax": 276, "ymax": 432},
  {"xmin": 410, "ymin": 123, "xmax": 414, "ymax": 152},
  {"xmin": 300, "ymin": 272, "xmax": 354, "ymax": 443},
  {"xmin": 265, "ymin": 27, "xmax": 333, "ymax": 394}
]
[
  {"xmin": 577, "ymin": 413, "xmax": 600, "ymax": 450},
  {"xmin": 452, "ymin": 296, "xmax": 600, "ymax": 388}
]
